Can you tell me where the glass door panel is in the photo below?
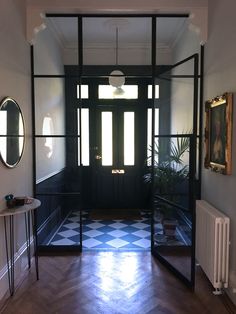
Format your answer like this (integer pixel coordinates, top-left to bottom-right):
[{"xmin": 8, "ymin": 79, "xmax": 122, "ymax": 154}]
[
  {"xmin": 81, "ymin": 108, "xmax": 90, "ymax": 166},
  {"xmin": 124, "ymin": 112, "xmax": 135, "ymax": 166},
  {"xmin": 151, "ymin": 53, "xmax": 199, "ymax": 288},
  {"xmin": 147, "ymin": 108, "xmax": 159, "ymax": 165},
  {"xmin": 101, "ymin": 112, "xmax": 113, "ymax": 166}
]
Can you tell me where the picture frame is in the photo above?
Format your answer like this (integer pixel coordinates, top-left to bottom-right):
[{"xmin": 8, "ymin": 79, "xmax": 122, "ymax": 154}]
[{"xmin": 204, "ymin": 93, "xmax": 233, "ymax": 175}]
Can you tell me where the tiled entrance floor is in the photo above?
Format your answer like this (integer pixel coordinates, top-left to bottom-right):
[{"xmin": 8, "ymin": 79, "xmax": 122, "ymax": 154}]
[{"xmin": 48, "ymin": 210, "xmax": 151, "ymax": 250}]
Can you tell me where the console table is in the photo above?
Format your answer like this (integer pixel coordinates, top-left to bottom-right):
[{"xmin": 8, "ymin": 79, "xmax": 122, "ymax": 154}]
[{"xmin": 0, "ymin": 198, "xmax": 41, "ymax": 296}]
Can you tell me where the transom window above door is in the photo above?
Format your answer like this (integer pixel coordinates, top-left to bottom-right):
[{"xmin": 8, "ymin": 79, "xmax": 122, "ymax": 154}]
[{"xmin": 98, "ymin": 85, "xmax": 138, "ymax": 99}]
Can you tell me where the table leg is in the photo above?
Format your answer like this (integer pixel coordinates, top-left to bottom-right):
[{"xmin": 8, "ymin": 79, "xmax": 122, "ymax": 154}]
[
  {"xmin": 31, "ymin": 210, "xmax": 39, "ymax": 280},
  {"xmin": 3, "ymin": 216, "xmax": 15, "ymax": 296},
  {"xmin": 24, "ymin": 212, "xmax": 31, "ymax": 269}
]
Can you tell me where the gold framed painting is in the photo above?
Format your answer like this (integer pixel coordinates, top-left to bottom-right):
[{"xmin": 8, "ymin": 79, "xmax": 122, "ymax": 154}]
[{"xmin": 204, "ymin": 93, "xmax": 233, "ymax": 175}]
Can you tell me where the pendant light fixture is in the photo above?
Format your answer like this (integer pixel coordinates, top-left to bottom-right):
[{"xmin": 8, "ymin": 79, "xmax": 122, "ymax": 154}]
[{"xmin": 109, "ymin": 27, "xmax": 125, "ymax": 95}]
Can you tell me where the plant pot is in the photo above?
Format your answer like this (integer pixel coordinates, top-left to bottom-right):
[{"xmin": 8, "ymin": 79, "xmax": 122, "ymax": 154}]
[{"xmin": 163, "ymin": 219, "xmax": 178, "ymax": 237}]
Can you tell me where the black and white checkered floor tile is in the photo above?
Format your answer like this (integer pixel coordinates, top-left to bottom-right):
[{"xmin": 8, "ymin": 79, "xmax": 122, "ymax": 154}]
[{"xmin": 48, "ymin": 211, "xmax": 151, "ymax": 250}]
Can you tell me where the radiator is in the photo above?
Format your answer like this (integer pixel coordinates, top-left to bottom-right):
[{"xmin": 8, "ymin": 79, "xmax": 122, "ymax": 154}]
[{"xmin": 196, "ymin": 200, "xmax": 230, "ymax": 292}]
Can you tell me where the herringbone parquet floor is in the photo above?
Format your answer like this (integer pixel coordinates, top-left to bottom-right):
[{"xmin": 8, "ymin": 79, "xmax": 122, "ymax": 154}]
[{"xmin": 1, "ymin": 252, "xmax": 233, "ymax": 314}]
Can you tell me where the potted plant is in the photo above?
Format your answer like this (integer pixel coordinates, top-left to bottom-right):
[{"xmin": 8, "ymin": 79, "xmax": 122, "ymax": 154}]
[{"xmin": 144, "ymin": 136, "xmax": 190, "ymax": 237}]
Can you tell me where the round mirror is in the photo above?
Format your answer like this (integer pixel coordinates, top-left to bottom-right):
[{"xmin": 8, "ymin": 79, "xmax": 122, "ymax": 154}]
[{"xmin": 0, "ymin": 97, "xmax": 25, "ymax": 168}]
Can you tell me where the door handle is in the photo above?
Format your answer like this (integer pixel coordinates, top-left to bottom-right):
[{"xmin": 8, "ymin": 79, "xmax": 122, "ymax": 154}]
[
  {"xmin": 95, "ymin": 155, "xmax": 102, "ymax": 160},
  {"xmin": 112, "ymin": 169, "xmax": 125, "ymax": 174}
]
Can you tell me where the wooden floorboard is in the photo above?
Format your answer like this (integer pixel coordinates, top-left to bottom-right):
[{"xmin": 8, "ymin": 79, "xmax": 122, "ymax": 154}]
[{"xmin": 0, "ymin": 252, "xmax": 234, "ymax": 314}]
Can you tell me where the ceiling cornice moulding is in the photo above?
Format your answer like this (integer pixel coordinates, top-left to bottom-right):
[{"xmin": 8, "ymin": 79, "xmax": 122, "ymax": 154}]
[{"xmin": 26, "ymin": 0, "xmax": 208, "ymax": 45}]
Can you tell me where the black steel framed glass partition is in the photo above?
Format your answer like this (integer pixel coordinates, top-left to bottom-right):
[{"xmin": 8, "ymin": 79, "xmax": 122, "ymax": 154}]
[{"xmin": 31, "ymin": 14, "xmax": 203, "ymax": 288}]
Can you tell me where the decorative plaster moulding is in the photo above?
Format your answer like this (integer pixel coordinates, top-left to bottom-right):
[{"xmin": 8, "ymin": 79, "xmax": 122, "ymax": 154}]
[{"xmin": 26, "ymin": 0, "xmax": 208, "ymax": 45}]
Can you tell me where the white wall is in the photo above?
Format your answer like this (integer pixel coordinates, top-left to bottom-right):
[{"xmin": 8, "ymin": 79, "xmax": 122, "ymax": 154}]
[
  {"xmin": 170, "ymin": 5, "xmax": 236, "ymax": 304},
  {"xmin": 202, "ymin": 0, "xmax": 236, "ymax": 304},
  {"xmin": 34, "ymin": 27, "xmax": 66, "ymax": 182},
  {"xmin": 0, "ymin": 0, "xmax": 33, "ymax": 300}
]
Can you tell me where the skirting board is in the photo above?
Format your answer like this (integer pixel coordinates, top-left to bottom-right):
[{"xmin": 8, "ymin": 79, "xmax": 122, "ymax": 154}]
[{"xmin": 0, "ymin": 237, "xmax": 35, "ymax": 301}]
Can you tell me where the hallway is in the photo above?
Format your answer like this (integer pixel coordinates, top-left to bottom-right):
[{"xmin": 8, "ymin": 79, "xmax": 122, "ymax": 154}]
[{"xmin": 1, "ymin": 252, "xmax": 231, "ymax": 314}]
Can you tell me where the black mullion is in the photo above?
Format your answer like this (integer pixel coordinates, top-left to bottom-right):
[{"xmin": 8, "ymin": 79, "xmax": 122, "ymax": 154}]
[
  {"xmin": 159, "ymin": 75, "xmax": 201, "ymax": 79},
  {"xmin": 190, "ymin": 53, "xmax": 199, "ymax": 288},
  {"xmin": 46, "ymin": 13, "xmax": 189, "ymax": 18},
  {"xmin": 78, "ymin": 16, "xmax": 83, "ymax": 166},
  {"xmin": 34, "ymin": 73, "xmax": 151, "ymax": 78},
  {"xmin": 150, "ymin": 16, "xmax": 156, "ymax": 252},
  {"xmin": 78, "ymin": 16, "xmax": 83, "ymax": 251},
  {"xmin": 173, "ymin": 53, "xmax": 198, "ymax": 68},
  {"xmin": 0, "ymin": 135, "xmax": 24, "ymax": 137},
  {"xmin": 36, "ymin": 193, "xmax": 81, "ymax": 196},
  {"xmin": 198, "ymin": 45, "xmax": 204, "ymax": 199},
  {"xmin": 154, "ymin": 134, "xmax": 193, "ymax": 138},
  {"xmin": 31, "ymin": 45, "xmax": 36, "ymax": 198}
]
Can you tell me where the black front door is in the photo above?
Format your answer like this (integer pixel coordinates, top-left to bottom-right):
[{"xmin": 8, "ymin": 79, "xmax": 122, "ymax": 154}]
[{"xmin": 90, "ymin": 101, "xmax": 145, "ymax": 210}]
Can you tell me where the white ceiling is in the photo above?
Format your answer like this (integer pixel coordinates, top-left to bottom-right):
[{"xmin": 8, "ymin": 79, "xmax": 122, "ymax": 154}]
[{"xmin": 47, "ymin": 16, "xmax": 188, "ymax": 49}]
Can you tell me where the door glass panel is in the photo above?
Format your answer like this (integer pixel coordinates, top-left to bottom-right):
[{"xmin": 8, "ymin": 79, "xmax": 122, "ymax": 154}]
[
  {"xmin": 151, "ymin": 51, "xmax": 198, "ymax": 288},
  {"xmin": 153, "ymin": 135, "xmax": 191, "ymax": 281},
  {"xmin": 102, "ymin": 112, "xmax": 113, "ymax": 166},
  {"xmin": 147, "ymin": 108, "xmax": 159, "ymax": 165},
  {"xmin": 77, "ymin": 109, "xmax": 80, "ymax": 165},
  {"xmin": 42, "ymin": 117, "xmax": 54, "ymax": 158},
  {"xmin": 124, "ymin": 112, "xmax": 135, "ymax": 166},
  {"xmin": 35, "ymin": 78, "xmax": 65, "ymax": 136},
  {"xmin": 98, "ymin": 85, "xmax": 138, "ymax": 99},
  {"xmin": 81, "ymin": 108, "xmax": 89, "ymax": 166},
  {"xmin": 77, "ymin": 85, "xmax": 89, "ymax": 99},
  {"xmin": 148, "ymin": 85, "xmax": 160, "ymax": 99}
]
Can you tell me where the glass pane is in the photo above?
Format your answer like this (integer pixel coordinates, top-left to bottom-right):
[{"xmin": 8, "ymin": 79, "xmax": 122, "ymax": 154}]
[
  {"xmin": 77, "ymin": 109, "xmax": 81, "ymax": 166},
  {"xmin": 36, "ymin": 137, "xmax": 65, "ymax": 183},
  {"xmin": 83, "ymin": 17, "xmax": 151, "ymax": 66},
  {"xmin": 124, "ymin": 112, "xmax": 135, "ymax": 166},
  {"xmin": 152, "ymin": 135, "xmax": 192, "ymax": 281},
  {"xmin": 156, "ymin": 17, "xmax": 188, "ymax": 66},
  {"xmin": 102, "ymin": 112, "xmax": 113, "ymax": 166},
  {"xmin": 157, "ymin": 57, "xmax": 196, "ymax": 135},
  {"xmin": 148, "ymin": 85, "xmax": 160, "ymax": 99},
  {"xmin": 147, "ymin": 108, "xmax": 159, "ymax": 165},
  {"xmin": 77, "ymin": 85, "xmax": 89, "ymax": 99},
  {"xmin": 42, "ymin": 117, "xmax": 54, "ymax": 158},
  {"xmin": 35, "ymin": 78, "xmax": 65, "ymax": 135},
  {"xmin": 77, "ymin": 108, "xmax": 80, "ymax": 136},
  {"xmin": 0, "ymin": 111, "xmax": 7, "ymax": 161},
  {"xmin": 77, "ymin": 137, "xmax": 81, "ymax": 166},
  {"xmin": 34, "ymin": 17, "xmax": 78, "ymax": 75},
  {"xmin": 81, "ymin": 108, "xmax": 90, "ymax": 166},
  {"xmin": 19, "ymin": 115, "xmax": 24, "ymax": 156},
  {"xmin": 98, "ymin": 85, "xmax": 138, "ymax": 99}
]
